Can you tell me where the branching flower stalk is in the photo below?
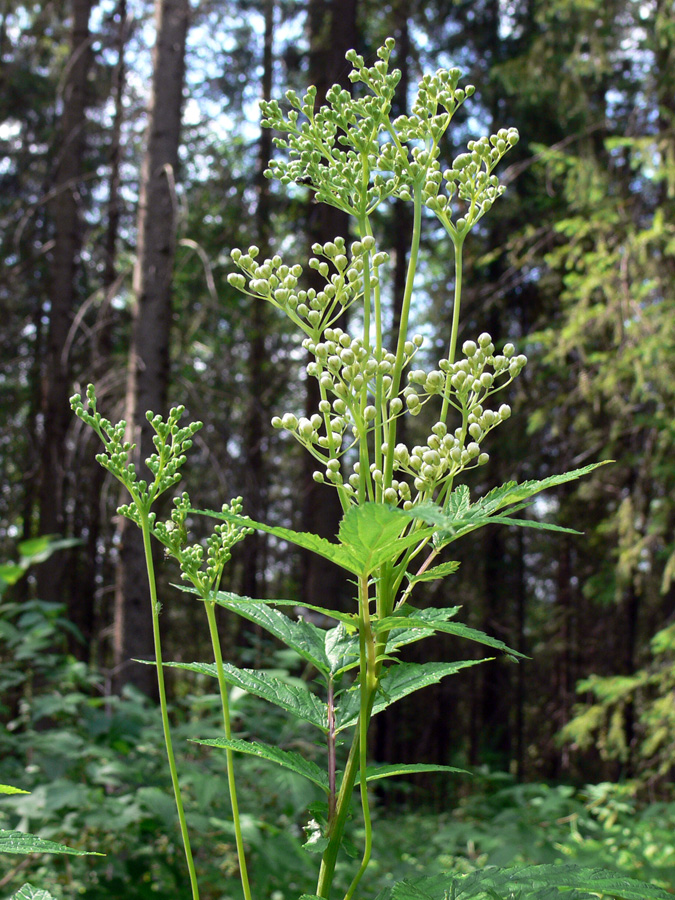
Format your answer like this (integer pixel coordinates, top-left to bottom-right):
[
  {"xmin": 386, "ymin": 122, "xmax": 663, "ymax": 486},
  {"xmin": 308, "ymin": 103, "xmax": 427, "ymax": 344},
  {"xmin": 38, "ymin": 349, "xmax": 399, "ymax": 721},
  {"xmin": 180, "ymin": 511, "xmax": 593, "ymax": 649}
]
[
  {"xmin": 70, "ymin": 391, "xmax": 253, "ymax": 900},
  {"xmin": 69, "ymin": 36, "xmax": 617, "ymax": 900},
  {"xmin": 226, "ymin": 39, "xmax": 522, "ymax": 898}
]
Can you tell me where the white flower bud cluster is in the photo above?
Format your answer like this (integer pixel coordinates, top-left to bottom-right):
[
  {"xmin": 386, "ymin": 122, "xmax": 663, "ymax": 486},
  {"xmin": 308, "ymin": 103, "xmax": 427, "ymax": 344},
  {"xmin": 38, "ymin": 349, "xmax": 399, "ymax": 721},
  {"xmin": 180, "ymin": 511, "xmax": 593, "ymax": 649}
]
[
  {"xmin": 228, "ymin": 239, "xmax": 374, "ymax": 337},
  {"xmin": 405, "ymin": 332, "xmax": 526, "ymax": 413},
  {"xmin": 271, "ymin": 325, "xmax": 424, "ymax": 494},
  {"xmin": 383, "ymin": 333, "xmax": 527, "ymax": 504},
  {"xmin": 423, "ymin": 129, "xmax": 519, "ymax": 233},
  {"xmin": 259, "ymin": 39, "xmax": 519, "ymax": 228}
]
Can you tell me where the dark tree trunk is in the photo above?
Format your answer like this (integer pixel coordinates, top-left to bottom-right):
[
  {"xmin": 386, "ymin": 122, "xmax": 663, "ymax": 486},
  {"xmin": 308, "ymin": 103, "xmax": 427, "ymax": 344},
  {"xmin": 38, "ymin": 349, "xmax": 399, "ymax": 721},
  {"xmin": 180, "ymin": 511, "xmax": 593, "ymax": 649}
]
[
  {"xmin": 37, "ymin": 0, "xmax": 94, "ymax": 609},
  {"xmin": 113, "ymin": 0, "xmax": 189, "ymax": 696},
  {"xmin": 241, "ymin": 0, "xmax": 275, "ymax": 602},
  {"xmin": 79, "ymin": 0, "xmax": 130, "ymax": 659}
]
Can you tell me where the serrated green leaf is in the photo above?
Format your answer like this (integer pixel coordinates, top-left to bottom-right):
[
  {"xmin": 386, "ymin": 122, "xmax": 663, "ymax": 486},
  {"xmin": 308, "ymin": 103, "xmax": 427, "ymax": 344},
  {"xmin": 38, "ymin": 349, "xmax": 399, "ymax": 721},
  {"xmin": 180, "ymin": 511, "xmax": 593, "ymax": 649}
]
[
  {"xmin": 191, "ymin": 737, "xmax": 329, "ymax": 792},
  {"xmin": 11, "ymin": 885, "xmax": 59, "ymax": 900},
  {"xmin": 391, "ymin": 881, "xmax": 435, "ymax": 900},
  {"xmin": 179, "ymin": 586, "xmax": 357, "ymax": 628},
  {"xmin": 324, "ymin": 623, "xmax": 360, "ymax": 676},
  {"xmin": 265, "ymin": 598, "xmax": 357, "ymax": 628},
  {"xmin": 163, "ymin": 661, "xmax": 328, "ymax": 731},
  {"xmin": 211, "ymin": 592, "xmax": 332, "ymax": 675},
  {"xmin": 338, "ymin": 503, "xmax": 433, "ymax": 574},
  {"xmin": 365, "ymin": 763, "xmax": 469, "ymax": 782},
  {"xmin": 0, "ymin": 830, "xmax": 103, "ymax": 856},
  {"xmin": 0, "ymin": 784, "xmax": 29, "ymax": 795},
  {"xmin": 443, "ymin": 484, "xmax": 472, "ymax": 518},
  {"xmin": 374, "ymin": 617, "xmax": 526, "ymax": 659},
  {"xmin": 476, "ymin": 461, "xmax": 612, "ymax": 514},
  {"xmin": 394, "ymin": 864, "xmax": 672, "ymax": 900},
  {"xmin": 385, "ymin": 607, "xmax": 463, "ymax": 653},
  {"xmin": 408, "ymin": 463, "xmax": 610, "ymax": 552},
  {"xmin": 336, "ymin": 660, "xmax": 486, "ymax": 731},
  {"xmin": 413, "ymin": 505, "xmax": 582, "ymax": 541},
  {"xmin": 406, "ymin": 560, "xmax": 461, "ymax": 584}
]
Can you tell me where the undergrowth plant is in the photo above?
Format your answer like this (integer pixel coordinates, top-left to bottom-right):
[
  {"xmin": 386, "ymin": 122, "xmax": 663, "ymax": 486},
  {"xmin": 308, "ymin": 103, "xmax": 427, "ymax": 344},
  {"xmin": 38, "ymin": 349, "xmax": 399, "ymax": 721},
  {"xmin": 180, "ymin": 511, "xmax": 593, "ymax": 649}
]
[{"xmin": 55, "ymin": 38, "xmax": 670, "ymax": 900}]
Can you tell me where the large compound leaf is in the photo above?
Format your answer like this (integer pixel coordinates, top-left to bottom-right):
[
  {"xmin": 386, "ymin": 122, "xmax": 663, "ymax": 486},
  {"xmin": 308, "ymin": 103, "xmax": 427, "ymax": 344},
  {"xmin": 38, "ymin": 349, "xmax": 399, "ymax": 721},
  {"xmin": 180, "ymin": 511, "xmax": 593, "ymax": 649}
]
[
  {"xmin": 198, "ymin": 504, "xmax": 435, "ymax": 578},
  {"xmin": 335, "ymin": 660, "xmax": 486, "ymax": 731},
  {"xmin": 11, "ymin": 886, "xmax": 59, "ymax": 900},
  {"xmin": 391, "ymin": 864, "xmax": 672, "ymax": 900},
  {"xmin": 194, "ymin": 508, "xmax": 363, "ymax": 574},
  {"xmin": 411, "ymin": 462, "xmax": 611, "ymax": 550},
  {"xmin": 375, "ymin": 616, "xmax": 526, "ymax": 659},
  {"xmin": 475, "ymin": 462, "xmax": 611, "ymax": 515},
  {"xmin": 211, "ymin": 593, "xmax": 361, "ymax": 678},
  {"xmin": 163, "ymin": 661, "xmax": 328, "ymax": 731},
  {"xmin": 337, "ymin": 504, "xmax": 435, "ymax": 575},
  {"xmin": 192, "ymin": 738, "xmax": 329, "ymax": 793},
  {"xmin": 0, "ymin": 830, "xmax": 103, "ymax": 856},
  {"xmin": 413, "ymin": 504, "xmax": 582, "ymax": 545}
]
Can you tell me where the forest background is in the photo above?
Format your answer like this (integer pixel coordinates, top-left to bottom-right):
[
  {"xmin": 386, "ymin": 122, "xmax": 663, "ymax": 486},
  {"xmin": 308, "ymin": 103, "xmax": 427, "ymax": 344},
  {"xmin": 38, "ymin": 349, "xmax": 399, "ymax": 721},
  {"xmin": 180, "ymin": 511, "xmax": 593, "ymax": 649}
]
[{"xmin": 0, "ymin": 0, "xmax": 675, "ymax": 894}]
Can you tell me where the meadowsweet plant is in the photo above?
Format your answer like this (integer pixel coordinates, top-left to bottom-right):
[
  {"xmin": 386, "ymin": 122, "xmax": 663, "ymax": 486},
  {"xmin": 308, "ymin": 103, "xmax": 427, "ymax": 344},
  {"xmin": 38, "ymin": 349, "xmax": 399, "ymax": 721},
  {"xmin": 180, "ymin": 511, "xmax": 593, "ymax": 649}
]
[{"xmin": 62, "ymin": 38, "xmax": 667, "ymax": 900}]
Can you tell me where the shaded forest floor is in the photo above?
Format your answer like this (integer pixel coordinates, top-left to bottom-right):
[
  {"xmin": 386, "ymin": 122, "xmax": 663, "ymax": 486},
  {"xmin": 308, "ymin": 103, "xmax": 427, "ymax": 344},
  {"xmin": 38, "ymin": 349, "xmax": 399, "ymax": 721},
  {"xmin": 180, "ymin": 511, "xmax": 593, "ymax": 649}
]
[{"xmin": 1, "ymin": 612, "xmax": 674, "ymax": 900}]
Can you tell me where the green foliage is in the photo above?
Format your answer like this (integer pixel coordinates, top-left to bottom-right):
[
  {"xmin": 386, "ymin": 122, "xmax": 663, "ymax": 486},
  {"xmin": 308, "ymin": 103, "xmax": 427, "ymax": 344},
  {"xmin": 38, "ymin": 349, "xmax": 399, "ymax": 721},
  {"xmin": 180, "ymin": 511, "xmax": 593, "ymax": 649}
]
[
  {"xmin": 388, "ymin": 865, "xmax": 673, "ymax": 900},
  {"xmin": 562, "ymin": 621, "xmax": 675, "ymax": 782}
]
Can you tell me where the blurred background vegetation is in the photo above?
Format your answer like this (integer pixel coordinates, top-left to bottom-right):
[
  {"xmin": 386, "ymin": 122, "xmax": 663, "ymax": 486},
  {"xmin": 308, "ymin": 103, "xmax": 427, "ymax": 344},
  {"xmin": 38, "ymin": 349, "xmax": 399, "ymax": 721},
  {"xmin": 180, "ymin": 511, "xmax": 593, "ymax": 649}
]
[{"xmin": 1, "ymin": 0, "xmax": 674, "ymax": 895}]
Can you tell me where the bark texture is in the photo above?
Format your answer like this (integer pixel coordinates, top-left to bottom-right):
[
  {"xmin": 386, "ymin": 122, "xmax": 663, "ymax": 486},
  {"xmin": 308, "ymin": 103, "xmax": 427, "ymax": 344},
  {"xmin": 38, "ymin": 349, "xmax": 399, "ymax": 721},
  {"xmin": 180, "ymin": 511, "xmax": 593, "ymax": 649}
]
[
  {"xmin": 113, "ymin": 0, "xmax": 189, "ymax": 695},
  {"xmin": 37, "ymin": 0, "xmax": 94, "ymax": 608}
]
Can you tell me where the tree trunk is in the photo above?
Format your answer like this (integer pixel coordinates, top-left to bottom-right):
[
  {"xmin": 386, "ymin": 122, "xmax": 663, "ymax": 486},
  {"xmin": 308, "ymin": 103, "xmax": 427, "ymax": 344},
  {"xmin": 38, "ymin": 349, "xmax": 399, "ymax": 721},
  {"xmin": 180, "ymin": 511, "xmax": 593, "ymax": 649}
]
[
  {"xmin": 241, "ymin": 0, "xmax": 275, "ymax": 602},
  {"xmin": 113, "ymin": 0, "xmax": 189, "ymax": 696},
  {"xmin": 37, "ymin": 0, "xmax": 94, "ymax": 608},
  {"xmin": 78, "ymin": 0, "xmax": 130, "ymax": 660}
]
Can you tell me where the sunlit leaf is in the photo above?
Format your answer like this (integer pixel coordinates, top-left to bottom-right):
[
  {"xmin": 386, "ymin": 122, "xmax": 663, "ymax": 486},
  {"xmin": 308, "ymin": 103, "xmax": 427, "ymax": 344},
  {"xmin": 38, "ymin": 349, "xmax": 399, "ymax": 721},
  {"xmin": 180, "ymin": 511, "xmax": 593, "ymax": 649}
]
[
  {"xmin": 392, "ymin": 864, "xmax": 673, "ymax": 900},
  {"xmin": 0, "ymin": 784, "xmax": 29, "ymax": 795},
  {"xmin": 211, "ymin": 593, "xmax": 332, "ymax": 675},
  {"xmin": 0, "ymin": 830, "xmax": 103, "ymax": 856},
  {"xmin": 365, "ymin": 763, "xmax": 469, "ymax": 782},
  {"xmin": 11, "ymin": 885, "xmax": 59, "ymax": 900},
  {"xmin": 193, "ymin": 508, "xmax": 362, "ymax": 573},
  {"xmin": 384, "ymin": 607, "xmax": 462, "ymax": 653}
]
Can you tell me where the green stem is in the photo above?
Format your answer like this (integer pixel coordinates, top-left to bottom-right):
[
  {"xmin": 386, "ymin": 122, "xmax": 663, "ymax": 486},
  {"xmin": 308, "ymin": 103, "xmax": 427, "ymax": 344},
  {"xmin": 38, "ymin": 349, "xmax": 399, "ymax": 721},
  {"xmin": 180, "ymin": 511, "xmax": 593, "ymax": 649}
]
[
  {"xmin": 140, "ymin": 516, "xmax": 200, "ymax": 900},
  {"xmin": 383, "ymin": 182, "xmax": 423, "ymax": 486},
  {"xmin": 440, "ymin": 235, "xmax": 465, "ymax": 422},
  {"xmin": 316, "ymin": 730, "xmax": 361, "ymax": 898},
  {"xmin": 344, "ymin": 577, "xmax": 376, "ymax": 900},
  {"xmin": 316, "ymin": 579, "xmax": 384, "ymax": 900},
  {"xmin": 204, "ymin": 600, "xmax": 253, "ymax": 900}
]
